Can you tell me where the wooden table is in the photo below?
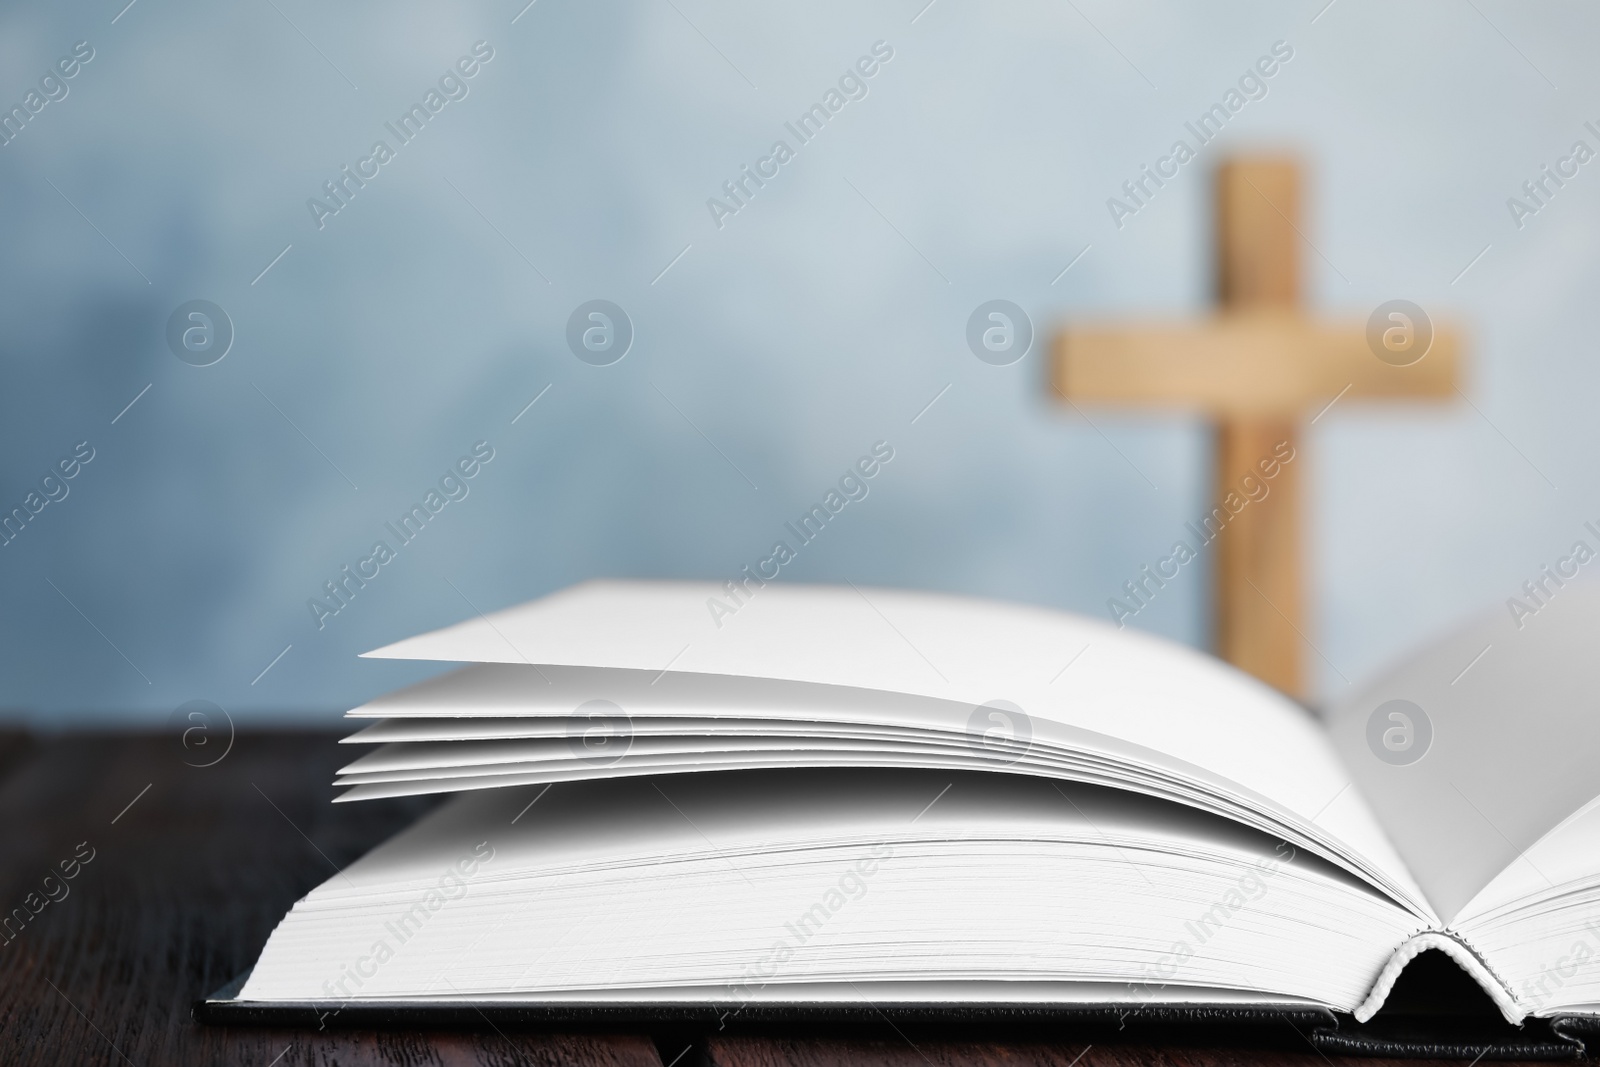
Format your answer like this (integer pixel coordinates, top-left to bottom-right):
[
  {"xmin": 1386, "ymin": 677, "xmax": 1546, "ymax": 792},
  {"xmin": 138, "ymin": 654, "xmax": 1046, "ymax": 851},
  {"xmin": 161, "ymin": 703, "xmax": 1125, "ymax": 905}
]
[{"xmin": 0, "ymin": 731, "xmax": 1547, "ymax": 1065}]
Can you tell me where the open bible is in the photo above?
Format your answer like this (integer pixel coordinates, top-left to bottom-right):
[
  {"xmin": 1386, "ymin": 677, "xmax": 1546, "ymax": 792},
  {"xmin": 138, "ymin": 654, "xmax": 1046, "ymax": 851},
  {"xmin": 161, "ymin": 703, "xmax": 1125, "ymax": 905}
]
[{"xmin": 211, "ymin": 580, "xmax": 1600, "ymax": 1057}]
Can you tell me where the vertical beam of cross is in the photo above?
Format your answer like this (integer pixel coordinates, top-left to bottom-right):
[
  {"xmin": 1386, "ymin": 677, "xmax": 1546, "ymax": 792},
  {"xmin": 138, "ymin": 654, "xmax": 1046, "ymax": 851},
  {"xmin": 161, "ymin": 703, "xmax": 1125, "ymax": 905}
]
[{"xmin": 1214, "ymin": 160, "xmax": 1304, "ymax": 696}]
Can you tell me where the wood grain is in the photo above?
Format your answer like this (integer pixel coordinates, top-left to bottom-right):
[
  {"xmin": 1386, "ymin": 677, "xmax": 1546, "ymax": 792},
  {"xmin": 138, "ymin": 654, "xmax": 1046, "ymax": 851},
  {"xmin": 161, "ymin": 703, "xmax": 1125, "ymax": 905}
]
[{"xmin": 0, "ymin": 731, "xmax": 663, "ymax": 1067}]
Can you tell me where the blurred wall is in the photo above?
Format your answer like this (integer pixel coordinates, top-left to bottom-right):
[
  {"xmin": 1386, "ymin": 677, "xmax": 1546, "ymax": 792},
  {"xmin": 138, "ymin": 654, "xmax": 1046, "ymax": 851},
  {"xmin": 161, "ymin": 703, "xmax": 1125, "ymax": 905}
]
[{"xmin": 0, "ymin": 0, "xmax": 1594, "ymax": 724}]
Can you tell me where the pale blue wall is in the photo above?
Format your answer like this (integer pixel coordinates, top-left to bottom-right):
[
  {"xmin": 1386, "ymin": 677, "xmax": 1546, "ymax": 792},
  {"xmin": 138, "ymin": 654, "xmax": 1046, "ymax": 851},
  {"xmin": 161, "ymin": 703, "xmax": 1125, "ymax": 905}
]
[{"xmin": 0, "ymin": 0, "xmax": 1593, "ymax": 723}]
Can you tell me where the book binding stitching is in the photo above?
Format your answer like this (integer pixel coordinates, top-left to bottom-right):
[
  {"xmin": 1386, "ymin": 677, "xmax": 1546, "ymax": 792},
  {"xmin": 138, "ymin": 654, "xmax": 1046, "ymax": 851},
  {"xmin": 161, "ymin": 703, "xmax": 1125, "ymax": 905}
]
[{"xmin": 1354, "ymin": 930, "xmax": 1522, "ymax": 1025}]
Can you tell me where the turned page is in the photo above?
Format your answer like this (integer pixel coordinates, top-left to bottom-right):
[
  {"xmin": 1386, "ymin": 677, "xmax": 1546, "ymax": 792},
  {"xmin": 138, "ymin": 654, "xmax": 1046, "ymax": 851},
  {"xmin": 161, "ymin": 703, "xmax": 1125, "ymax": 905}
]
[
  {"xmin": 1326, "ymin": 574, "xmax": 1600, "ymax": 924},
  {"xmin": 360, "ymin": 579, "xmax": 1422, "ymax": 911}
]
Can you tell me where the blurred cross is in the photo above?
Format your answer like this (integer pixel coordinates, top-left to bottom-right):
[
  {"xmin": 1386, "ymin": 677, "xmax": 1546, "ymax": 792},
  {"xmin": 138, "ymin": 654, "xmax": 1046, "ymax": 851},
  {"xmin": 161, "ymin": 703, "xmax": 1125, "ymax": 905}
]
[{"xmin": 1053, "ymin": 158, "xmax": 1459, "ymax": 700}]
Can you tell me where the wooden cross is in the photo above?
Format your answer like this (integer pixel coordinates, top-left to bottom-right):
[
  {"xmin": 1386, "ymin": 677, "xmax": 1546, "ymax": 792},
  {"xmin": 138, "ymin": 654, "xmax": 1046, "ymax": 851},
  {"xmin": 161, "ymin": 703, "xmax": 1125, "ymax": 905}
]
[{"xmin": 1053, "ymin": 158, "xmax": 1459, "ymax": 699}]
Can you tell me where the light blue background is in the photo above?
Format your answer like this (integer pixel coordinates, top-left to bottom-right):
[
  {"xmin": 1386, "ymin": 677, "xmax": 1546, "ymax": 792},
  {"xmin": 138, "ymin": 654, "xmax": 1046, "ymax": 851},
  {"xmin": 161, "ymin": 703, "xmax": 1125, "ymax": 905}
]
[{"xmin": 0, "ymin": 0, "xmax": 1593, "ymax": 725}]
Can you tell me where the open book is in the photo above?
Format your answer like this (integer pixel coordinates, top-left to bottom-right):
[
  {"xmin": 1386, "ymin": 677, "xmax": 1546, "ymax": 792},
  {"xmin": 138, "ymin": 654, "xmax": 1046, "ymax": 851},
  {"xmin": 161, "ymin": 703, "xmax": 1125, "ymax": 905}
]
[{"xmin": 217, "ymin": 580, "xmax": 1600, "ymax": 1053}]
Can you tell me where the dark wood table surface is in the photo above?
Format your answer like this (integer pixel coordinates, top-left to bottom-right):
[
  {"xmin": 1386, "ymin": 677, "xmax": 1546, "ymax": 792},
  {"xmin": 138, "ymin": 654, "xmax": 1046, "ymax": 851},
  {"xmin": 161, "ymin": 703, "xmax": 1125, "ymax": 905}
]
[{"xmin": 0, "ymin": 730, "xmax": 1552, "ymax": 1066}]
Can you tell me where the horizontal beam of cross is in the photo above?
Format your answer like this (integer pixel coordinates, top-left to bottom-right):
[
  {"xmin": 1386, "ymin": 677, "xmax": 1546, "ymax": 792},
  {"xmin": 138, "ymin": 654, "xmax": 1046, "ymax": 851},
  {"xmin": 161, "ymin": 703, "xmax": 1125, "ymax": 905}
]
[{"xmin": 1055, "ymin": 311, "xmax": 1458, "ymax": 417}]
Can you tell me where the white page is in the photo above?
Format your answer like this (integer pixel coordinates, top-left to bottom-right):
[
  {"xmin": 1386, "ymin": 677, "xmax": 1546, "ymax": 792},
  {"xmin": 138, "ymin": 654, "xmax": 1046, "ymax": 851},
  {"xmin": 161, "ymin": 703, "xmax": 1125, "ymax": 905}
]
[
  {"xmin": 1325, "ymin": 574, "xmax": 1600, "ymax": 923},
  {"xmin": 343, "ymin": 983, "xmax": 1324, "ymax": 1006},
  {"xmin": 344, "ymin": 663, "xmax": 1425, "ymax": 911},
  {"xmin": 1447, "ymin": 791, "xmax": 1600, "ymax": 1017},
  {"xmin": 358, "ymin": 580, "xmax": 1423, "ymax": 914},
  {"xmin": 339, "ymin": 733, "xmax": 1037, "ymax": 775},
  {"xmin": 329, "ymin": 768, "xmax": 1291, "ymax": 882},
  {"xmin": 340, "ymin": 715, "xmax": 968, "ymax": 743},
  {"xmin": 241, "ymin": 769, "xmax": 1420, "ymax": 1010},
  {"xmin": 355, "ymin": 582, "xmax": 1339, "ymax": 818},
  {"xmin": 1456, "ymin": 790, "xmax": 1600, "ymax": 924}
]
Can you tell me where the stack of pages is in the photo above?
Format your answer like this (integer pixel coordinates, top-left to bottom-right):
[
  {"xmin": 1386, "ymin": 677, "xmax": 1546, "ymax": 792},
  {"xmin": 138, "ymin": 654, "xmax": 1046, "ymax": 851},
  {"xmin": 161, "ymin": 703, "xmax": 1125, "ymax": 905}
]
[{"xmin": 227, "ymin": 579, "xmax": 1600, "ymax": 1048}]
